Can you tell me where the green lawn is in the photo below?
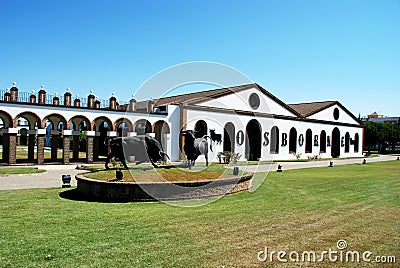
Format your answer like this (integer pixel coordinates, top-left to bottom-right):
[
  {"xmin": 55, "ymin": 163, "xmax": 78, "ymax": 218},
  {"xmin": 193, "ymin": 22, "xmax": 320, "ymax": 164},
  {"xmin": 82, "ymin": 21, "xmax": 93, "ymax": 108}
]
[
  {"xmin": 0, "ymin": 161, "xmax": 399, "ymax": 267},
  {"xmin": 85, "ymin": 164, "xmax": 247, "ymax": 182},
  {"xmin": 0, "ymin": 146, "xmax": 87, "ymax": 160},
  {"xmin": 0, "ymin": 167, "xmax": 45, "ymax": 175}
]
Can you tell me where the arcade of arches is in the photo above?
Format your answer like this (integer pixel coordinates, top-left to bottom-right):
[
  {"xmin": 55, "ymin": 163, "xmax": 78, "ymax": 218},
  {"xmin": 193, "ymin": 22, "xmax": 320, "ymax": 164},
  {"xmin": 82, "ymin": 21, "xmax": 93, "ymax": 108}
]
[{"xmin": 0, "ymin": 110, "xmax": 169, "ymax": 165}]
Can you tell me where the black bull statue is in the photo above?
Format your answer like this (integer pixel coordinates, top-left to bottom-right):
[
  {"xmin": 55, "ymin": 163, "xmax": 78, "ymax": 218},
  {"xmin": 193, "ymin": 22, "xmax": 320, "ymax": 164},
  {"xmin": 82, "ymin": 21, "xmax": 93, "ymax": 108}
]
[
  {"xmin": 104, "ymin": 135, "xmax": 169, "ymax": 169},
  {"xmin": 181, "ymin": 130, "xmax": 212, "ymax": 168}
]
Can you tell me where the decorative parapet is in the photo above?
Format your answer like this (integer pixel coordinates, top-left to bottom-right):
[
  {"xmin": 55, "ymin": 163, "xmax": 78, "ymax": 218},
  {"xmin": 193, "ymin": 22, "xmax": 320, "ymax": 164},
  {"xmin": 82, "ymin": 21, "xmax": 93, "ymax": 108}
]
[{"xmin": 0, "ymin": 83, "xmax": 127, "ymax": 110}]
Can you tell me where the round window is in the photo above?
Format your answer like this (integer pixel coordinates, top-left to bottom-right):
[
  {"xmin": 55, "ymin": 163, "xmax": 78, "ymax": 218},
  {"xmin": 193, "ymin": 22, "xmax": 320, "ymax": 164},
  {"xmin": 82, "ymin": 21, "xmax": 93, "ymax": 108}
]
[
  {"xmin": 249, "ymin": 93, "xmax": 260, "ymax": 110},
  {"xmin": 333, "ymin": 108, "xmax": 340, "ymax": 120}
]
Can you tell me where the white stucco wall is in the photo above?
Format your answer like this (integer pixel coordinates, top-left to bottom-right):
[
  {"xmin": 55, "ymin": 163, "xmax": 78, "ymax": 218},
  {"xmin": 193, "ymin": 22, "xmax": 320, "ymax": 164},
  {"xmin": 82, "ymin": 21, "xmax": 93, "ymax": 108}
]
[
  {"xmin": 163, "ymin": 105, "xmax": 181, "ymax": 161},
  {"xmin": 0, "ymin": 97, "xmax": 364, "ymax": 164},
  {"xmin": 184, "ymin": 108, "xmax": 363, "ymax": 163},
  {"xmin": 308, "ymin": 104, "xmax": 359, "ymax": 125},
  {"xmin": 198, "ymin": 87, "xmax": 296, "ymax": 117}
]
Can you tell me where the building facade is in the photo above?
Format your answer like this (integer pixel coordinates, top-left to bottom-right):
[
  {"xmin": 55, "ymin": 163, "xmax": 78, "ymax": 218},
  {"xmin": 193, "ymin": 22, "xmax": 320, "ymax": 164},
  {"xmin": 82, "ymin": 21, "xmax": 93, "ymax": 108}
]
[
  {"xmin": 362, "ymin": 112, "xmax": 400, "ymax": 125},
  {"xmin": 0, "ymin": 83, "xmax": 363, "ymax": 165}
]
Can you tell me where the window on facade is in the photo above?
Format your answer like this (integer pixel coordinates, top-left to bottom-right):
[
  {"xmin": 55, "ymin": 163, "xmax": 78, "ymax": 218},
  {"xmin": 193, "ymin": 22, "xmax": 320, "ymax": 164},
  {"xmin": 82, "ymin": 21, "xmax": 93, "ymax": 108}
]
[
  {"xmin": 194, "ymin": 120, "xmax": 207, "ymax": 138},
  {"xmin": 289, "ymin": 127, "xmax": 297, "ymax": 153},
  {"xmin": 354, "ymin": 133, "xmax": 359, "ymax": 153},
  {"xmin": 345, "ymin": 132, "xmax": 350, "ymax": 153},
  {"xmin": 223, "ymin": 122, "xmax": 235, "ymax": 152},
  {"xmin": 320, "ymin": 130, "xmax": 327, "ymax": 153},
  {"xmin": 333, "ymin": 108, "xmax": 340, "ymax": 120},
  {"xmin": 270, "ymin": 126, "xmax": 279, "ymax": 154},
  {"xmin": 248, "ymin": 93, "xmax": 260, "ymax": 110},
  {"xmin": 305, "ymin": 129, "xmax": 312, "ymax": 153}
]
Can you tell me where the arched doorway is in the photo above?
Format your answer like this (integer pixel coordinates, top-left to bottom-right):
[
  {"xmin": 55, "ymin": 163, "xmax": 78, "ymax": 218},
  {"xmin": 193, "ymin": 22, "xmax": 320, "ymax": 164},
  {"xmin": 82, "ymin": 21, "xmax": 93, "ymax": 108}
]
[
  {"xmin": 91, "ymin": 117, "xmax": 113, "ymax": 162},
  {"xmin": 98, "ymin": 122, "xmax": 109, "ymax": 158},
  {"xmin": 69, "ymin": 115, "xmax": 90, "ymax": 162},
  {"xmin": 246, "ymin": 119, "xmax": 261, "ymax": 161},
  {"xmin": 115, "ymin": 118, "xmax": 133, "ymax": 137},
  {"xmin": 320, "ymin": 130, "xmax": 327, "ymax": 153},
  {"xmin": 0, "ymin": 118, "xmax": 4, "ymax": 162},
  {"xmin": 354, "ymin": 133, "xmax": 359, "ymax": 153},
  {"xmin": 0, "ymin": 111, "xmax": 15, "ymax": 163},
  {"xmin": 223, "ymin": 122, "xmax": 235, "ymax": 152},
  {"xmin": 15, "ymin": 112, "xmax": 41, "ymax": 163},
  {"xmin": 117, "ymin": 122, "xmax": 128, "ymax": 137},
  {"xmin": 42, "ymin": 114, "xmax": 67, "ymax": 163},
  {"xmin": 194, "ymin": 120, "xmax": 207, "ymax": 138},
  {"xmin": 331, "ymin": 127, "xmax": 340, "ymax": 158},
  {"xmin": 289, "ymin": 127, "xmax": 297, "ymax": 153},
  {"xmin": 270, "ymin": 126, "xmax": 279, "ymax": 154},
  {"xmin": 113, "ymin": 118, "xmax": 133, "ymax": 137},
  {"xmin": 305, "ymin": 129, "xmax": 312, "ymax": 153},
  {"xmin": 153, "ymin": 120, "xmax": 170, "ymax": 152},
  {"xmin": 134, "ymin": 119, "xmax": 152, "ymax": 135}
]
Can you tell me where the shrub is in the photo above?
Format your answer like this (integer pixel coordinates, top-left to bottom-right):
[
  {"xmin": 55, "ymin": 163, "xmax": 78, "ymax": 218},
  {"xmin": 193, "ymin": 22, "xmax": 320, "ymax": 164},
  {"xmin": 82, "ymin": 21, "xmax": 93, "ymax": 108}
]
[
  {"xmin": 217, "ymin": 151, "xmax": 242, "ymax": 164},
  {"xmin": 291, "ymin": 152, "xmax": 302, "ymax": 160}
]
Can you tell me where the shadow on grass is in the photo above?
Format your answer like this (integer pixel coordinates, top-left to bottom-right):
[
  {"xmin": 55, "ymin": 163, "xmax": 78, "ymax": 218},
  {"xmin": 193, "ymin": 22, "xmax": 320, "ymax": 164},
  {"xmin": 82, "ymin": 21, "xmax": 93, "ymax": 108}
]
[{"xmin": 58, "ymin": 188, "xmax": 156, "ymax": 203}]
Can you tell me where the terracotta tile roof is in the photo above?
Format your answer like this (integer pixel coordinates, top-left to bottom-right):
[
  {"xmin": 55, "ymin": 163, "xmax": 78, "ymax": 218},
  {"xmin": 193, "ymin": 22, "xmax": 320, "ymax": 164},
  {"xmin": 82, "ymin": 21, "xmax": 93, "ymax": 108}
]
[
  {"xmin": 135, "ymin": 84, "xmax": 360, "ymax": 123},
  {"xmin": 141, "ymin": 83, "xmax": 301, "ymax": 116},
  {"xmin": 145, "ymin": 84, "xmax": 256, "ymax": 107},
  {"xmin": 288, "ymin": 101, "xmax": 337, "ymax": 117}
]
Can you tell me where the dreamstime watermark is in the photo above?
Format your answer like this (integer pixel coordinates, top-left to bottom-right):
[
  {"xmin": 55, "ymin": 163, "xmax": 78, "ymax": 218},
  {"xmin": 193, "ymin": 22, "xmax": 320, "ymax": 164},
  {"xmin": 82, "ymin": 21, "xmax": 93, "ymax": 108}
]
[{"xmin": 257, "ymin": 240, "xmax": 396, "ymax": 264}]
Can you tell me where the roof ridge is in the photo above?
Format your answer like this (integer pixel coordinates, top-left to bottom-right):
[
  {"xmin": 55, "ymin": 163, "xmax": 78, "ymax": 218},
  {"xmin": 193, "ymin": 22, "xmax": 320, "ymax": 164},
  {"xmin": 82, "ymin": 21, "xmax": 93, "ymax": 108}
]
[
  {"xmin": 288, "ymin": 100, "xmax": 336, "ymax": 105},
  {"xmin": 160, "ymin": 83, "xmax": 255, "ymax": 100},
  {"xmin": 148, "ymin": 83, "xmax": 257, "ymax": 106}
]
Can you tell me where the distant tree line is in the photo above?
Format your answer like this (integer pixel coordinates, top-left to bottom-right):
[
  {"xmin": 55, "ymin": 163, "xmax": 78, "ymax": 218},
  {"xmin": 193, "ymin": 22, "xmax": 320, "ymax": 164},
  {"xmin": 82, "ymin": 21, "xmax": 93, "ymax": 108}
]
[{"xmin": 364, "ymin": 121, "xmax": 400, "ymax": 154}]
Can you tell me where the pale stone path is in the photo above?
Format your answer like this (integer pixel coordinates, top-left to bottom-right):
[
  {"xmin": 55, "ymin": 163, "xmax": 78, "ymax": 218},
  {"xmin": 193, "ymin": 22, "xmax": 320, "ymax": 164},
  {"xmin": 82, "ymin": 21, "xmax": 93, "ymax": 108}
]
[
  {"xmin": 0, "ymin": 155, "xmax": 398, "ymax": 190},
  {"xmin": 0, "ymin": 165, "xmax": 87, "ymax": 190},
  {"xmin": 241, "ymin": 154, "xmax": 398, "ymax": 173}
]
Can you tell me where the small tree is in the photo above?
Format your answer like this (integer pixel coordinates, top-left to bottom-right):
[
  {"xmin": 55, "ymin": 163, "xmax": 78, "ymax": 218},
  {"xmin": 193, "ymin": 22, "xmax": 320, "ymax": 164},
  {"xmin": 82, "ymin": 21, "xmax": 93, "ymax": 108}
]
[{"xmin": 364, "ymin": 121, "xmax": 400, "ymax": 154}]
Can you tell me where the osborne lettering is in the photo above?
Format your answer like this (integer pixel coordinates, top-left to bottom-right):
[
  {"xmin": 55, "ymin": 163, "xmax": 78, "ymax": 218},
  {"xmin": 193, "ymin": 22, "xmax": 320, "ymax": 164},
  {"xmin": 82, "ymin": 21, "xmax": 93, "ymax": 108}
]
[{"xmin": 235, "ymin": 130, "xmax": 334, "ymax": 150}]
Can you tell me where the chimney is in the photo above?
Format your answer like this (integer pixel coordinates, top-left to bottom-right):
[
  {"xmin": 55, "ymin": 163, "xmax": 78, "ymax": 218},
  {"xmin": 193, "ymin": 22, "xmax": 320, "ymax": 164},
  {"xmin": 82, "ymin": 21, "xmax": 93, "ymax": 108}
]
[
  {"xmin": 148, "ymin": 97, "xmax": 155, "ymax": 113},
  {"xmin": 64, "ymin": 88, "xmax": 72, "ymax": 107},
  {"xmin": 38, "ymin": 85, "xmax": 46, "ymax": 104},
  {"xmin": 10, "ymin": 82, "xmax": 18, "ymax": 102},
  {"xmin": 30, "ymin": 90, "xmax": 36, "ymax": 103},
  {"xmin": 109, "ymin": 92, "xmax": 117, "ymax": 110},
  {"xmin": 74, "ymin": 94, "xmax": 81, "ymax": 107},
  {"xmin": 4, "ymin": 88, "xmax": 11, "ymax": 102},
  {"xmin": 129, "ymin": 94, "xmax": 136, "ymax": 111},
  {"xmin": 94, "ymin": 97, "xmax": 101, "ymax": 109},
  {"xmin": 53, "ymin": 92, "xmax": 60, "ymax": 105},
  {"xmin": 87, "ymin": 90, "xmax": 95, "ymax": 108}
]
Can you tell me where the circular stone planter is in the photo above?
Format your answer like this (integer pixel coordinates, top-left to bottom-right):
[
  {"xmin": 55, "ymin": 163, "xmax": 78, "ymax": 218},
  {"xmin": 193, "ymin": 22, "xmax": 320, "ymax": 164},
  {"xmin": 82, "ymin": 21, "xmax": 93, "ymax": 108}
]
[{"xmin": 75, "ymin": 173, "xmax": 253, "ymax": 202}]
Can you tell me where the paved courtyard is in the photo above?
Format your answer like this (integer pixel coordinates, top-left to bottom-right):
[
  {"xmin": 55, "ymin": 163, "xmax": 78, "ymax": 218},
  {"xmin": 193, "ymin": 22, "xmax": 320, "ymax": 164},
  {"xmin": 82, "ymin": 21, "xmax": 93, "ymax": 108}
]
[
  {"xmin": 0, "ymin": 155, "xmax": 397, "ymax": 190},
  {"xmin": 0, "ymin": 164, "xmax": 86, "ymax": 190}
]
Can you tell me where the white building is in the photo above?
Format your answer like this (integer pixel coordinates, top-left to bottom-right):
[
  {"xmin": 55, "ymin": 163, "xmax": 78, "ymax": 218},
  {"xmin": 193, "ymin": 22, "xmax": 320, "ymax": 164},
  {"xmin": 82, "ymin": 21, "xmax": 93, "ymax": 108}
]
[
  {"xmin": 0, "ymin": 83, "xmax": 363, "ymax": 165},
  {"xmin": 150, "ymin": 83, "xmax": 363, "ymax": 162}
]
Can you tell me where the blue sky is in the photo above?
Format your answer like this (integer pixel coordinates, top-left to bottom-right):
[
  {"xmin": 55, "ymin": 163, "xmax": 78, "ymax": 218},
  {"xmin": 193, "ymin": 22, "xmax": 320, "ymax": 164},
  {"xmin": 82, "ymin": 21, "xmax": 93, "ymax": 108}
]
[{"xmin": 0, "ymin": 0, "xmax": 399, "ymax": 116}]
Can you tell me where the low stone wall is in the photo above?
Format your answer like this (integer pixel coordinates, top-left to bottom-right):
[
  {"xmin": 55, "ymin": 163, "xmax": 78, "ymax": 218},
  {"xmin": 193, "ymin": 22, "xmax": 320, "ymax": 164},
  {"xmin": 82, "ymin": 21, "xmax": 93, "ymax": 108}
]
[{"xmin": 75, "ymin": 173, "xmax": 253, "ymax": 202}]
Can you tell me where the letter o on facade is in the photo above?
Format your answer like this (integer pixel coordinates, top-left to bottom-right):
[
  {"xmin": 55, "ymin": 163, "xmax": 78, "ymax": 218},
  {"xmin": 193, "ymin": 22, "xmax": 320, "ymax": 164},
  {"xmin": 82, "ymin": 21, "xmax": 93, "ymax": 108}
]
[
  {"xmin": 298, "ymin": 134, "xmax": 304, "ymax": 146},
  {"xmin": 236, "ymin": 130, "xmax": 244, "ymax": 145}
]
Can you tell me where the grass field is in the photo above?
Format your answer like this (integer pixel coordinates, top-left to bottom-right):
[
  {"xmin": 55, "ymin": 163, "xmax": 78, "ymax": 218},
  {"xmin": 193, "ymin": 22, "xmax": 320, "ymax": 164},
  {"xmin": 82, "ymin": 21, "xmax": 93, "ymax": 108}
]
[
  {"xmin": 0, "ymin": 167, "xmax": 45, "ymax": 175},
  {"xmin": 0, "ymin": 146, "xmax": 87, "ymax": 161},
  {"xmin": 0, "ymin": 161, "xmax": 399, "ymax": 267},
  {"xmin": 85, "ymin": 165, "xmax": 247, "ymax": 182}
]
